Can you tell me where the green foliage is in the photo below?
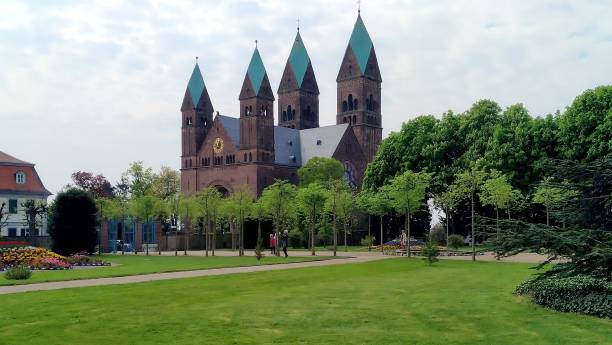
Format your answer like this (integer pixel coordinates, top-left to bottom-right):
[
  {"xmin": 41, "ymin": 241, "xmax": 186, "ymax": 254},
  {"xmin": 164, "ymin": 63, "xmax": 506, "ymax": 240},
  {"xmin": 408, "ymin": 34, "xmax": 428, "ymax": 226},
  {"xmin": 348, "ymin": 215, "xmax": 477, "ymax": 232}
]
[
  {"xmin": 20, "ymin": 200, "xmax": 48, "ymax": 235},
  {"xmin": 516, "ymin": 275, "xmax": 611, "ymax": 318},
  {"xmin": 298, "ymin": 183, "xmax": 328, "ymax": 253},
  {"xmin": 360, "ymin": 235, "xmax": 374, "ymax": 248},
  {"xmin": 297, "ymin": 157, "xmax": 344, "ymax": 186},
  {"xmin": 130, "ymin": 195, "xmax": 163, "ymax": 223},
  {"xmin": 557, "ymin": 85, "xmax": 612, "ymax": 162},
  {"xmin": 120, "ymin": 162, "xmax": 155, "ymax": 198},
  {"xmin": 4, "ymin": 265, "xmax": 32, "ymax": 280},
  {"xmin": 254, "ymin": 238, "xmax": 264, "ymax": 261},
  {"xmin": 49, "ymin": 188, "xmax": 98, "ymax": 255},
  {"xmin": 150, "ymin": 166, "xmax": 180, "ymax": 200},
  {"xmin": 447, "ymin": 234, "xmax": 464, "ymax": 249},
  {"xmin": 260, "ymin": 180, "xmax": 297, "ymax": 233},
  {"xmin": 289, "ymin": 230, "xmax": 304, "ymax": 248},
  {"xmin": 422, "ymin": 235, "xmax": 439, "ymax": 265},
  {"xmin": 429, "ymin": 223, "xmax": 446, "ymax": 244},
  {"xmin": 385, "ymin": 170, "xmax": 432, "ymax": 217},
  {"xmin": 480, "ymin": 171, "xmax": 513, "ymax": 213}
]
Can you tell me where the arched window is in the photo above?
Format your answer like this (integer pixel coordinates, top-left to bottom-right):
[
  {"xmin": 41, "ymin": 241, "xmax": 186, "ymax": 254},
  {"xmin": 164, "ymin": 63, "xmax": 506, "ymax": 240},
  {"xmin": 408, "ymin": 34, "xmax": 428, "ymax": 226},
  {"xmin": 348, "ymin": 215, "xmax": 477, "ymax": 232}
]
[
  {"xmin": 348, "ymin": 94, "xmax": 353, "ymax": 110},
  {"xmin": 373, "ymin": 101, "xmax": 378, "ymax": 112},
  {"xmin": 366, "ymin": 99, "xmax": 370, "ymax": 111},
  {"xmin": 354, "ymin": 99, "xmax": 358, "ymax": 110},
  {"xmin": 343, "ymin": 117, "xmax": 347, "ymax": 123},
  {"xmin": 306, "ymin": 106, "xmax": 312, "ymax": 120},
  {"xmin": 244, "ymin": 106, "xmax": 248, "ymax": 116},
  {"xmin": 292, "ymin": 109, "xmax": 295, "ymax": 120},
  {"xmin": 244, "ymin": 153, "xmax": 247, "ymax": 162},
  {"xmin": 342, "ymin": 101, "xmax": 348, "ymax": 112},
  {"xmin": 249, "ymin": 152, "xmax": 252, "ymax": 162},
  {"xmin": 287, "ymin": 105, "xmax": 292, "ymax": 120},
  {"xmin": 15, "ymin": 171, "xmax": 26, "ymax": 184},
  {"xmin": 353, "ymin": 115, "xmax": 357, "ymax": 124},
  {"xmin": 348, "ymin": 117, "xmax": 352, "ymax": 125},
  {"xmin": 282, "ymin": 111, "xmax": 287, "ymax": 121}
]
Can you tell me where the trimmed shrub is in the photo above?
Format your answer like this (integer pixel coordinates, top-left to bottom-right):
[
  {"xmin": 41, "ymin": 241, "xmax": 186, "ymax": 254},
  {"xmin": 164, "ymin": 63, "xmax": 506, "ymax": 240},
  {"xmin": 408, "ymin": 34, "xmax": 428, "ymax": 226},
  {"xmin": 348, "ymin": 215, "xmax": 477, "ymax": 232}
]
[
  {"xmin": 48, "ymin": 189, "xmax": 98, "ymax": 255},
  {"xmin": 447, "ymin": 234, "xmax": 464, "ymax": 249},
  {"xmin": 4, "ymin": 266, "xmax": 32, "ymax": 280},
  {"xmin": 516, "ymin": 275, "xmax": 612, "ymax": 318}
]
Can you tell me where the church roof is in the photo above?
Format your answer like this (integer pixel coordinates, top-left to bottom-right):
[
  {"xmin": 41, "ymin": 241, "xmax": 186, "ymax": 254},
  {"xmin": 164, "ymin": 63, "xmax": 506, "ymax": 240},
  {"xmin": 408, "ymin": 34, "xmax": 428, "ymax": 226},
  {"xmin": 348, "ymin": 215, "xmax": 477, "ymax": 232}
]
[
  {"xmin": 212, "ymin": 116, "xmax": 349, "ymax": 168},
  {"xmin": 247, "ymin": 48, "xmax": 267, "ymax": 96},
  {"xmin": 288, "ymin": 32, "xmax": 310, "ymax": 87},
  {"xmin": 299, "ymin": 124, "xmax": 349, "ymax": 163},
  {"xmin": 187, "ymin": 63, "xmax": 206, "ymax": 106},
  {"xmin": 349, "ymin": 15, "xmax": 373, "ymax": 74}
]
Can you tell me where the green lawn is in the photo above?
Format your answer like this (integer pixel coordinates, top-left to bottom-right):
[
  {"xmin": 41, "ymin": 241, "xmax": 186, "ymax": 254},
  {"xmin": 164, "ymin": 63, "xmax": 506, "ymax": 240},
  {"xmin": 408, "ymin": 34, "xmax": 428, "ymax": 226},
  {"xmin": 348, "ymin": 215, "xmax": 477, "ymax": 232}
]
[
  {"xmin": 0, "ymin": 259, "xmax": 609, "ymax": 345},
  {"xmin": 0, "ymin": 254, "xmax": 325, "ymax": 286}
]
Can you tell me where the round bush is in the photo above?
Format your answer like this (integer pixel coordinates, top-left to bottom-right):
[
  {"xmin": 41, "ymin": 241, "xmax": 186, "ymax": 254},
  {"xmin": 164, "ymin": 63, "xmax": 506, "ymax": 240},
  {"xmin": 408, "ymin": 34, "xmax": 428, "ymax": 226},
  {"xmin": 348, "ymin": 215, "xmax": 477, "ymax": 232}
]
[
  {"xmin": 447, "ymin": 234, "xmax": 464, "ymax": 249},
  {"xmin": 4, "ymin": 266, "xmax": 32, "ymax": 280}
]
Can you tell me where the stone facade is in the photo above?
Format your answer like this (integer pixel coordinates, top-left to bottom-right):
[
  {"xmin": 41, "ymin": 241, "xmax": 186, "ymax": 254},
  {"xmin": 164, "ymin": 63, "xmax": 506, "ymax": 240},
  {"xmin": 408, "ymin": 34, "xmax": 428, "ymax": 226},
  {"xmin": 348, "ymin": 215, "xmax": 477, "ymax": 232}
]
[{"xmin": 181, "ymin": 14, "xmax": 381, "ymax": 197}]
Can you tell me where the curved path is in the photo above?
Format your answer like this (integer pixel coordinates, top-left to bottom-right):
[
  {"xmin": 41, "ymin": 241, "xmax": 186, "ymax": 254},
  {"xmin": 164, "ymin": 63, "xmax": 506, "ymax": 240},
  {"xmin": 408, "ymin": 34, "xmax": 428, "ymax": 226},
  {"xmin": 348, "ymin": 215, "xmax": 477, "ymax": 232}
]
[{"xmin": 0, "ymin": 255, "xmax": 387, "ymax": 295}]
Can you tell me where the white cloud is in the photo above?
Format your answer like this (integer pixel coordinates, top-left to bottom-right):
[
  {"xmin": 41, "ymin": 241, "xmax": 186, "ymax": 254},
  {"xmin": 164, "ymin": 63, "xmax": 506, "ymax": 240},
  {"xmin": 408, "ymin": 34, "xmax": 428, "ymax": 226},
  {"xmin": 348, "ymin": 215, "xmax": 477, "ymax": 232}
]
[{"xmin": 1, "ymin": 0, "xmax": 611, "ymax": 196}]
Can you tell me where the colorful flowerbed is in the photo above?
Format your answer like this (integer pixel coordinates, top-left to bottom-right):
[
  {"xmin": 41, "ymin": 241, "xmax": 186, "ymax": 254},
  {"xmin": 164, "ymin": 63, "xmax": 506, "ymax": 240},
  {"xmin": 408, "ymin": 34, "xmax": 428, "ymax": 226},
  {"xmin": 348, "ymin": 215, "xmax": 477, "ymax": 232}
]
[{"xmin": 0, "ymin": 247, "xmax": 109, "ymax": 270}]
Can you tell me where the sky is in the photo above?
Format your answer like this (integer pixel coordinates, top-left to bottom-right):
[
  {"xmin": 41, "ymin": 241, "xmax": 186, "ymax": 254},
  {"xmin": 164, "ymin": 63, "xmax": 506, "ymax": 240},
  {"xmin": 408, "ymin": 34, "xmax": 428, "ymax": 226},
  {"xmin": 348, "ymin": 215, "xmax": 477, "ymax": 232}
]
[{"xmin": 1, "ymin": 0, "xmax": 611, "ymax": 197}]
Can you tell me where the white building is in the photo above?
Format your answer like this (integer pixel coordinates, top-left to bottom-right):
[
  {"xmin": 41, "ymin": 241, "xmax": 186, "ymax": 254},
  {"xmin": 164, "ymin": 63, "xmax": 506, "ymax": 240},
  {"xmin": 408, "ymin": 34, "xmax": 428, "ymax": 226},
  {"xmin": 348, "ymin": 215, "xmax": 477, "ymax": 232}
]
[{"xmin": 0, "ymin": 151, "xmax": 51, "ymax": 237}]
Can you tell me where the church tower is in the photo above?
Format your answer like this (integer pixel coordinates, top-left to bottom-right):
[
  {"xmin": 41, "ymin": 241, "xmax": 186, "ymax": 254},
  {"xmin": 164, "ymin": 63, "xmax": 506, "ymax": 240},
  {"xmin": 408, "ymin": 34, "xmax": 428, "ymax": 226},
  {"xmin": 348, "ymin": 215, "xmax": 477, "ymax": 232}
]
[
  {"xmin": 239, "ymin": 46, "xmax": 275, "ymax": 163},
  {"xmin": 336, "ymin": 13, "xmax": 382, "ymax": 162},
  {"xmin": 278, "ymin": 29, "xmax": 319, "ymax": 129},
  {"xmin": 181, "ymin": 61, "xmax": 214, "ymax": 169}
]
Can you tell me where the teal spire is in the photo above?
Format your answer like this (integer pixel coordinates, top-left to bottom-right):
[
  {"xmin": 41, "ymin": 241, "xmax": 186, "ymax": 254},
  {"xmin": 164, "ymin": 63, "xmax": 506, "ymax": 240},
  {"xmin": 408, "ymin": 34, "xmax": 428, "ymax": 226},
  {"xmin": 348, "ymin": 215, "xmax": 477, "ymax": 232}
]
[
  {"xmin": 247, "ymin": 47, "xmax": 267, "ymax": 95},
  {"xmin": 348, "ymin": 14, "xmax": 373, "ymax": 74},
  {"xmin": 288, "ymin": 31, "xmax": 310, "ymax": 87},
  {"xmin": 187, "ymin": 62, "xmax": 206, "ymax": 106}
]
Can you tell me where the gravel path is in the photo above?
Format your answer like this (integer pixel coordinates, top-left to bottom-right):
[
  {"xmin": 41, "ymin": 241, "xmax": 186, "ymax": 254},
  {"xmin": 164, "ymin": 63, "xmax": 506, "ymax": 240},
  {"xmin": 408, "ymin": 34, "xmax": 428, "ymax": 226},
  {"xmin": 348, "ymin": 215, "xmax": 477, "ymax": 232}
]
[{"xmin": 0, "ymin": 255, "xmax": 387, "ymax": 295}]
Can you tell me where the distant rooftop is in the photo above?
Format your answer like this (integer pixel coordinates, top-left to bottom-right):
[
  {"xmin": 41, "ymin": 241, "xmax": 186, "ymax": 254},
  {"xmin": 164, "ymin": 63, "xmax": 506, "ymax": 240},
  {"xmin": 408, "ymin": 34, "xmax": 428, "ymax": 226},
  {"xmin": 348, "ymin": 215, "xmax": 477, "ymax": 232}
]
[{"xmin": 0, "ymin": 151, "xmax": 33, "ymax": 166}]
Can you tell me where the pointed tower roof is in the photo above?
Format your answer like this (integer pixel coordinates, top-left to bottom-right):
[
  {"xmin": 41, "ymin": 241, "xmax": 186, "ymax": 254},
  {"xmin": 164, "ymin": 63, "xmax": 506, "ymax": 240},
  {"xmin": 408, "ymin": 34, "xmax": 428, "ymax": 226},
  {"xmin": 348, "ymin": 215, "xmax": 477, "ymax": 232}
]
[
  {"xmin": 348, "ymin": 14, "xmax": 373, "ymax": 74},
  {"xmin": 247, "ymin": 48, "xmax": 266, "ymax": 95},
  {"xmin": 187, "ymin": 63, "xmax": 206, "ymax": 106},
  {"xmin": 288, "ymin": 32, "xmax": 311, "ymax": 87}
]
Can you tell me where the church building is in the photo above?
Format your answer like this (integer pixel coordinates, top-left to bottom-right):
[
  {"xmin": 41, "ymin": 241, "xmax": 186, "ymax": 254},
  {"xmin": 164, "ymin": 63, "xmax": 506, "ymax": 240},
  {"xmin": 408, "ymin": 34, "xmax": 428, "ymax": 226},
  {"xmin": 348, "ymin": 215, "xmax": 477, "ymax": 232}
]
[{"xmin": 180, "ymin": 14, "xmax": 382, "ymax": 196}]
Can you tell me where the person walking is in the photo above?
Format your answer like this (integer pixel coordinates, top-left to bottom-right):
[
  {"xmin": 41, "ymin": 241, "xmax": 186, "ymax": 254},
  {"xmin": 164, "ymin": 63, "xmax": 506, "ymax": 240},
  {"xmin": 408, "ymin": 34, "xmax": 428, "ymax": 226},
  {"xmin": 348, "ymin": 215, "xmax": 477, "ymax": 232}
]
[
  {"xmin": 281, "ymin": 230, "xmax": 289, "ymax": 258},
  {"xmin": 269, "ymin": 234, "xmax": 276, "ymax": 255}
]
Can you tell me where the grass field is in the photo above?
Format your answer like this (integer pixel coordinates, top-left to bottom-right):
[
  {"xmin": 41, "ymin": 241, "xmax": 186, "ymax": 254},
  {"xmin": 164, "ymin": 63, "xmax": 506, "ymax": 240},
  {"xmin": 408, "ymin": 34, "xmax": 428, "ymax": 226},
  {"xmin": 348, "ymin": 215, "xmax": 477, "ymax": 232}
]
[
  {"xmin": 0, "ymin": 259, "xmax": 609, "ymax": 345},
  {"xmin": 0, "ymin": 254, "xmax": 325, "ymax": 286}
]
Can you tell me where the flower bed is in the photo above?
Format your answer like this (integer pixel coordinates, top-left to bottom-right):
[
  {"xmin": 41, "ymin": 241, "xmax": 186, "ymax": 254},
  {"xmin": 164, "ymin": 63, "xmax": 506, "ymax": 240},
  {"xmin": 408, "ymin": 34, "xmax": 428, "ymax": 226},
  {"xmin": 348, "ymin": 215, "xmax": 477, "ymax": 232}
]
[
  {"xmin": 0, "ymin": 247, "xmax": 110, "ymax": 271},
  {"xmin": 0, "ymin": 241, "xmax": 30, "ymax": 249}
]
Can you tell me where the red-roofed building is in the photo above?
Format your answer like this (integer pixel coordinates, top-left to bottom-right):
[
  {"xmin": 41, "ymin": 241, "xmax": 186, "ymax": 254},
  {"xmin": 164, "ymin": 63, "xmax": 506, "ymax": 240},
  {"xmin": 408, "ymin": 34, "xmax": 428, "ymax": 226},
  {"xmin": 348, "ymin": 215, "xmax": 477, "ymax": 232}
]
[{"xmin": 0, "ymin": 151, "xmax": 51, "ymax": 237}]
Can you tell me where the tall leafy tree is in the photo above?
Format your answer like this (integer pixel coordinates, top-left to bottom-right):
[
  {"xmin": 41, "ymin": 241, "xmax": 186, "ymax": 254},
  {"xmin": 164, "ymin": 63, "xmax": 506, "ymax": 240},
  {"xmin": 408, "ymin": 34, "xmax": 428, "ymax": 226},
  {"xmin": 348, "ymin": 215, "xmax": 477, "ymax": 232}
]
[
  {"xmin": 324, "ymin": 178, "xmax": 350, "ymax": 256},
  {"xmin": 532, "ymin": 177, "xmax": 579, "ymax": 227},
  {"xmin": 450, "ymin": 167, "xmax": 487, "ymax": 261},
  {"xmin": 385, "ymin": 171, "xmax": 432, "ymax": 257},
  {"xmin": 260, "ymin": 180, "xmax": 297, "ymax": 256},
  {"xmin": 131, "ymin": 195, "xmax": 163, "ymax": 255},
  {"xmin": 196, "ymin": 187, "xmax": 222, "ymax": 256},
  {"xmin": 177, "ymin": 194, "xmax": 198, "ymax": 255},
  {"xmin": 433, "ymin": 189, "xmax": 459, "ymax": 245},
  {"xmin": 251, "ymin": 198, "xmax": 267, "ymax": 242},
  {"xmin": 151, "ymin": 166, "xmax": 180, "ymax": 200},
  {"xmin": 120, "ymin": 161, "xmax": 155, "ymax": 198},
  {"xmin": 227, "ymin": 186, "xmax": 253, "ymax": 256},
  {"xmin": 298, "ymin": 182, "xmax": 328, "ymax": 256},
  {"xmin": 71, "ymin": 171, "xmax": 114, "ymax": 198},
  {"xmin": 358, "ymin": 189, "xmax": 392, "ymax": 253},
  {"xmin": 335, "ymin": 187, "xmax": 356, "ymax": 252},
  {"xmin": 298, "ymin": 157, "xmax": 344, "ymax": 186}
]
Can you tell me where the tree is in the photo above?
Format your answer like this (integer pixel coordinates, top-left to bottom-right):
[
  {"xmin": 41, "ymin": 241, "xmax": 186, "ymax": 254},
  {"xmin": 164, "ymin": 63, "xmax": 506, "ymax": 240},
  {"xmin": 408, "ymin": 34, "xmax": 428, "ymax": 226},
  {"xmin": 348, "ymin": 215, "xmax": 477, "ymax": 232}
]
[
  {"xmin": 20, "ymin": 200, "xmax": 47, "ymax": 238},
  {"xmin": 358, "ymin": 189, "xmax": 392, "ymax": 253},
  {"xmin": 324, "ymin": 178, "xmax": 350, "ymax": 256},
  {"xmin": 251, "ymin": 198, "xmax": 267, "ymax": 242},
  {"xmin": 450, "ymin": 167, "xmax": 487, "ymax": 261},
  {"xmin": 151, "ymin": 166, "xmax": 180, "ymax": 200},
  {"xmin": 298, "ymin": 182, "xmax": 328, "ymax": 256},
  {"xmin": 196, "ymin": 187, "xmax": 222, "ymax": 256},
  {"xmin": 297, "ymin": 157, "xmax": 344, "ymax": 186},
  {"xmin": 70, "ymin": 171, "xmax": 114, "ymax": 198},
  {"xmin": 177, "ymin": 195, "xmax": 199, "ymax": 255},
  {"xmin": 0, "ymin": 202, "xmax": 10, "ymax": 233},
  {"xmin": 48, "ymin": 189, "xmax": 98, "ymax": 255},
  {"xmin": 260, "ymin": 180, "xmax": 297, "ymax": 256},
  {"xmin": 385, "ymin": 171, "xmax": 432, "ymax": 257},
  {"xmin": 532, "ymin": 177, "xmax": 579, "ymax": 227},
  {"xmin": 227, "ymin": 186, "xmax": 253, "ymax": 256},
  {"xmin": 131, "ymin": 195, "xmax": 163, "ymax": 255},
  {"xmin": 433, "ymin": 189, "xmax": 459, "ymax": 246},
  {"xmin": 335, "ymin": 186, "xmax": 356, "ymax": 252},
  {"xmin": 480, "ymin": 171, "xmax": 514, "ymax": 251},
  {"xmin": 95, "ymin": 197, "xmax": 121, "ymax": 255},
  {"xmin": 120, "ymin": 162, "xmax": 155, "ymax": 198},
  {"xmin": 557, "ymin": 86, "xmax": 612, "ymax": 162}
]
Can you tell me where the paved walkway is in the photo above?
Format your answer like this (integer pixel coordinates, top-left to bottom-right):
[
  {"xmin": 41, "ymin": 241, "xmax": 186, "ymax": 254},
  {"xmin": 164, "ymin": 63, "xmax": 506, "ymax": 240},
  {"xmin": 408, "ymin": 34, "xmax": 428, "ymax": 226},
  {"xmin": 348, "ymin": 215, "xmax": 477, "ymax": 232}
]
[{"xmin": 0, "ymin": 255, "xmax": 387, "ymax": 295}]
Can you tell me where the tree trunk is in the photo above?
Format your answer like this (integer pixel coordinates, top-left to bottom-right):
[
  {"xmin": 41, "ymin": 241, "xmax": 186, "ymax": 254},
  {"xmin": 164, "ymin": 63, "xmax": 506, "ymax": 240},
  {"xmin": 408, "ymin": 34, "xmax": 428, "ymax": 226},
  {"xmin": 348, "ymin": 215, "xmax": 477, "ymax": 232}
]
[
  {"xmin": 445, "ymin": 209, "xmax": 450, "ymax": 247},
  {"xmin": 240, "ymin": 216, "xmax": 244, "ymax": 257},
  {"xmin": 496, "ymin": 207, "xmax": 500, "ymax": 260},
  {"xmin": 333, "ymin": 208, "xmax": 337, "ymax": 257},
  {"xmin": 368, "ymin": 215, "xmax": 372, "ymax": 251},
  {"xmin": 257, "ymin": 218, "xmax": 261, "ymax": 242},
  {"xmin": 380, "ymin": 215, "xmax": 384, "ymax": 254},
  {"xmin": 406, "ymin": 210, "xmax": 411, "ymax": 258},
  {"xmin": 546, "ymin": 206, "xmax": 550, "ymax": 226},
  {"xmin": 211, "ymin": 218, "xmax": 216, "ymax": 256},
  {"xmin": 205, "ymin": 217, "xmax": 209, "ymax": 257},
  {"xmin": 471, "ymin": 192, "xmax": 476, "ymax": 262},
  {"xmin": 344, "ymin": 221, "xmax": 348, "ymax": 252}
]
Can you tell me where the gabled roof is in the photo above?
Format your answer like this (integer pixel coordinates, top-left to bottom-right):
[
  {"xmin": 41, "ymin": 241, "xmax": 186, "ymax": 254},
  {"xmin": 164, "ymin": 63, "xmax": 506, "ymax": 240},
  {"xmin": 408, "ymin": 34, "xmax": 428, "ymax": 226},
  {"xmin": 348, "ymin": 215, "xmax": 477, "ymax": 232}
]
[
  {"xmin": 247, "ymin": 48, "xmax": 267, "ymax": 96},
  {"xmin": 288, "ymin": 32, "xmax": 310, "ymax": 88},
  {"xmin": 274, "ymin": 126, "xmax": 301, "ymax": 166},
  {"xmin": 299, "ymin": 124, "xmax": 349, "ymax": 164},
  {"xmin": 0, "ymin": 151, "xmax": 33, "ymax": 166},
  {"xmin": 349, "ymin": 14, "xmax": 374, "ymax": 74},
  {"xmin": 187, "ymin": 63, "xmax": 206, "ymax": 106},
  {"xmin": 217, "ymin": 115, "xmax": 241, "ymax": 147}
]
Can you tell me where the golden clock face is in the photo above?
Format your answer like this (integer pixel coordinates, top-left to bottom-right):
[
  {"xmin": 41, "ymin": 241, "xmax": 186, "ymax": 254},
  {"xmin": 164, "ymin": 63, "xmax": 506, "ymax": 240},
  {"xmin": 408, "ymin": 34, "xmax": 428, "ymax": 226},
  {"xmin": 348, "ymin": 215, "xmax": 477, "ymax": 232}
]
[{"xmin": 213, "ymin": 137, "xmax": 224, "ymax": 154}]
